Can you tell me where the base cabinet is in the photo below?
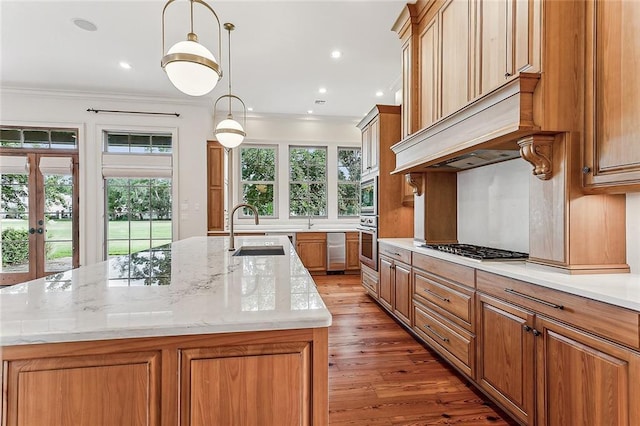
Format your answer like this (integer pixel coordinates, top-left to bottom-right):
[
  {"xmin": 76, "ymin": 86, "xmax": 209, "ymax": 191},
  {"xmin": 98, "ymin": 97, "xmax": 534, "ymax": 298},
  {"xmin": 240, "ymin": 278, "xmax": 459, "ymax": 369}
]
[
  {"xmin": 536, "ymin": 317, "xmax": 640, "ymax": 426},
  {"xmin": 476, "ymin": 294, "xmax": 535, "ymax": 425},
  {"xmin": 2, "ymin": 329, "xmax": 328, "ymax": 426},
  {"xmin": 181, "ymin": 342, "xmax": 311, "ymax": 426},
  {"xmin": 345, "ymin": 232, "xmax": 360, "ymax": 272},
  {"xmin": 295, "ymin": 232, "xmax": 327, "ymax": 273},
  {"xmin": 378, "ymin": 243, "xmax": 412, "ymax": 326}
]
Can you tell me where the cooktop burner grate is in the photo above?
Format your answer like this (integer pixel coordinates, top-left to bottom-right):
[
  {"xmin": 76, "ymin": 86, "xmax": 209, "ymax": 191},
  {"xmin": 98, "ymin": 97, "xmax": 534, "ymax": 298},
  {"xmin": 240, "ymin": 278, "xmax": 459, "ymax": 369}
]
[{"xmin": 421, "ymin": 243, "xmax": 528, "ymax": 261}]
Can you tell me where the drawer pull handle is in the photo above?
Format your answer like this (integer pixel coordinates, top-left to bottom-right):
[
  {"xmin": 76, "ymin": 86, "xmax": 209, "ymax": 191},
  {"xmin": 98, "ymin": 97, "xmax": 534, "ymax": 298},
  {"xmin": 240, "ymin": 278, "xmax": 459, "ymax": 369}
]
[
  {"xmin": 425, "ymin": 324, "xmax": 449, "ymax": 343},
  {"xmin": 385, "ymin": 250, "xmax": 402, "ymax": 257},
  {"xmin": 505, "ymin": 288, "xmax": 564, "ymax": 310},
  {"xmin": 424, "ymin": 288, "xmax": 450, "ymax": 302}
]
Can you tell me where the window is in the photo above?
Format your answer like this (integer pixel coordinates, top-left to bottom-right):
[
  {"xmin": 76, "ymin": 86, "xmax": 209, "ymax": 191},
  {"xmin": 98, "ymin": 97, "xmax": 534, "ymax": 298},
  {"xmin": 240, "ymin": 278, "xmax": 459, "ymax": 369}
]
[
  {"xmin": 1, "ymin": 127, "xmax": 77, "ymax": 149},
  {"xmin": 337, "ymin": 147, "xmax": 361, "ymax": 217},
  {"xmin": 289, "ymin": 146, "xmax": 327, "ymax": 217},
  {"xmin": 239, "ymin": 146, "xmax": 276, "ymax": 217},
  {"xmin": 103, "ymin": 131, "xmax": 173, "ymax": 260},
  {"xmin": 105, "ymin": 178, "xmax": 172, "ymax": 257},
  {"xmin": 105, "ymin": 132, "xmax": 172, "ymax": 153}
]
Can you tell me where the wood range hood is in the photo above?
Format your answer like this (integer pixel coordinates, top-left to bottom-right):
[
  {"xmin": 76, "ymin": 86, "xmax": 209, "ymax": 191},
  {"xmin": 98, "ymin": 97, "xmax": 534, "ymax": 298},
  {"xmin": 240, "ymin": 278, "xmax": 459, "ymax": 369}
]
[{"xmin": 391, "ymin": 73, "xmax": 542, "ymax": 175}]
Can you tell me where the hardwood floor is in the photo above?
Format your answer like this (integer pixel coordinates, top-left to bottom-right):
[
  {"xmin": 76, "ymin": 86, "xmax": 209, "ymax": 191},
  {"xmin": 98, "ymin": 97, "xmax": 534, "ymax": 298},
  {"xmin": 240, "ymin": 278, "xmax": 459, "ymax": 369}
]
[{"xmin": 314, "ymin": 274, "xmax": 518, "ymax": 426}]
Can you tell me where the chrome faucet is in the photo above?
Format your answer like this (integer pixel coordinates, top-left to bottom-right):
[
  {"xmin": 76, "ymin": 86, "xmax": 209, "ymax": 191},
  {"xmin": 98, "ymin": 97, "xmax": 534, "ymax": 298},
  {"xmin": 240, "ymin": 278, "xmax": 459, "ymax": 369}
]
[
  {"xmin": 228, "ymin": 203, "xmax": 259, "ymax": 251},
  {"xmin": 307, "ymin": 215, "xmax": 314, "ymax": 229}
]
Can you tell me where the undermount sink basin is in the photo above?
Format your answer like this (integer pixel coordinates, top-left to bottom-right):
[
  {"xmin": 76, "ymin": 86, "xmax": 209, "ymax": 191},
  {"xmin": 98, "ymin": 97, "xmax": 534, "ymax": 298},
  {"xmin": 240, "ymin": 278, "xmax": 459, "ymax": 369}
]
[{"xmin": 232, "ymin": 245, "xmax": 286, "ymax": 257}]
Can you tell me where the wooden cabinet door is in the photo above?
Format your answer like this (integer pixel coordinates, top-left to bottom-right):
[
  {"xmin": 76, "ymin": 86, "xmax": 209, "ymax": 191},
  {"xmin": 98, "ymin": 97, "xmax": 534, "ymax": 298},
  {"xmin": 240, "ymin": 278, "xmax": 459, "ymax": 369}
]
[
  {"xmin": 361, "ymin": 124, "xmax": 371, "ymax": 178},
  {"xmin": 296, "ymin": 240, "xmax": 326, "ymax": 272},
  {"xmin": 296, "ymin": 233, "xmax": 327, "ymax": 273},
  {"xmin": 369, "ymin": 116, "xmax": 380, "ymax": 175},
  {"xmin": 479, "ymin": 0, "xmax": 509, "ymax": 95},
  {"xmin": 420, "ymin": 16, "xmax": 439, "ymax": 129},
  {"xmin": 584, "ymin": 0, "xmax": 640, "ymax": 191},
  {"xmin": 478, "ymin": 0, "xmax": 537, "ymax": 97},
  {"xmin": 3, "ymin": 352, "xmax": 161, "ymax": 426},
  {"xmin": 378, "ymin": 255, "xmax": 394, "ymax": 311},
  {"xmin": 181, "ymin": 342, "xmax": 313, "ymax": 426},
  {"xmin": 440, "ymin": 0, "xmax": 472, "ymax": 118},
  {"xmin": 476, "ymin": 294, "xmax": 535, "ymax": 425},
  {"xmin": 393, "ymin": 261, "xmax": 412, "ymax": 326},
  {"xmin": 535, "ymin": 316, "xmax": 640, "ymax": 426},
  {"xmin": 345, "ymin": 232, "xmax": 360, "ymax": 271},
  {"xmin": 207, "ymin": 141, "xmax": 225, "ymax": 231}
]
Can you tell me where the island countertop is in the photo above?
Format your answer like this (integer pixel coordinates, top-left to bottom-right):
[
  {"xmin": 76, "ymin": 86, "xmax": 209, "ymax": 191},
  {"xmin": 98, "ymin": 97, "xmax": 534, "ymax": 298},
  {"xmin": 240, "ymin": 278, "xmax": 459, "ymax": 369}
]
[{"xmin": 0, "ymin": 235, "xmax": 332, "ymax": 346}]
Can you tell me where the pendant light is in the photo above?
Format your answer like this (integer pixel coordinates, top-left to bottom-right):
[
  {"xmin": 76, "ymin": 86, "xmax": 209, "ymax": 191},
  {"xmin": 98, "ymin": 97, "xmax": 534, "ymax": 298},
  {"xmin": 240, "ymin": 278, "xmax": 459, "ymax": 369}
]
[
  {"xmin": 214, "ymin": 23, "xmax": 247, "ymax": 149},
  {"xmin": 161, "ymin": 0, "xmax": 222, "ymax": 96}
]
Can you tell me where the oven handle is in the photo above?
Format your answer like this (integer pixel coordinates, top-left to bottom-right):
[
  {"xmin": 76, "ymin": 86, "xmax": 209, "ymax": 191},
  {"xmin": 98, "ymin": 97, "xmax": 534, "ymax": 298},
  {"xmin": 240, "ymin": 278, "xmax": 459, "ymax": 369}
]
[{"xmin": 357, "ymin": 227, "xmax": 376, "ymax": 232}]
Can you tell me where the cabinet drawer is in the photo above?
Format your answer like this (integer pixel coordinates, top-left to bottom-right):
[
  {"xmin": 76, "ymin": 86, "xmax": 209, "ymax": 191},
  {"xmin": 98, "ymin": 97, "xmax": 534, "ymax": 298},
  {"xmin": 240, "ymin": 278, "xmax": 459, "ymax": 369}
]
[
  {"xmin": 379, "ymin": 243, "xmax": 412, "ymax": 264},
  {"xmin": 413, "ymin": 253, "xmax": 475, "ymax": 288},
  {"xmin": 413, "ymin": 302, "xmax": 475, "ymax": 378},
  {"xmin": 414, "ymin": 270, "xmax": 473, "ymax": 330},
  {"xmin": 477, "ymin": 271, "xmax": 640, "ymax": 349},
  {"xmin": 361, "ymin": 265, "xmax": 379, "ymax": 297},
  {"xmin": 296, "ymin": 232, "xmax": 326, "ymax": 242}
]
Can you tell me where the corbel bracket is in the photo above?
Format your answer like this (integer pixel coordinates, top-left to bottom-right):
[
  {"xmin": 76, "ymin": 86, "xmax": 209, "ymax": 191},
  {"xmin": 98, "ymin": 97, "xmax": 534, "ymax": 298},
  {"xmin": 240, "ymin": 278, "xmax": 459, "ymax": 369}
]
[
  {"xmin": 518, "ymin": 135, "xmax": 554, "ymax": 180},
  {"xmin": 405, "ymin": 173, "xmax": 423, "ymax": 196}
]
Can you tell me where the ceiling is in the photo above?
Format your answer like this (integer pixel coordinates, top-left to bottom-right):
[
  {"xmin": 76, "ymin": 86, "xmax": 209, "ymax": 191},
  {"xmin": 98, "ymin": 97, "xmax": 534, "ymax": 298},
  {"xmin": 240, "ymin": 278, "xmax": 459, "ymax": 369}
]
[{"xmin": 0, "ymin": 0, "xmax": 407, "ymax": 120}]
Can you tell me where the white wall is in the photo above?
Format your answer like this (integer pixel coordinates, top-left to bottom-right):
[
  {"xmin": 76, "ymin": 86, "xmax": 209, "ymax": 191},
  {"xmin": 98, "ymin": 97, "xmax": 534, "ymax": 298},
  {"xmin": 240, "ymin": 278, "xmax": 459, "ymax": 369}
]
[
  {"xmin": 1, "ymin": 88, "xmax": 362, "ymax": 264},
  {"xmin": 457, "ymin": 159, "xmax": 530, "ymax": 253}
]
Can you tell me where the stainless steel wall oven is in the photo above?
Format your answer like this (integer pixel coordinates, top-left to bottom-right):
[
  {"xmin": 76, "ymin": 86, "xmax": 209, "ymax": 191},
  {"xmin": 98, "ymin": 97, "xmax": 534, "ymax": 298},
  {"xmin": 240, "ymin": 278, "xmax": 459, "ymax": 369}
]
[{"xmin": 358, "ymin": 215, "xmax": 377, "ymax": 270}]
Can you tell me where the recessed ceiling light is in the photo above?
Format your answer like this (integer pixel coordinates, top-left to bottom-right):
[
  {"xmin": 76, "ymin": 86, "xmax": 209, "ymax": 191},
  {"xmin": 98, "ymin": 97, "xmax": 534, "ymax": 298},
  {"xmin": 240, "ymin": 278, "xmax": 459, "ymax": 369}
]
[
  {"xmin": 119, "ymin": 61, "xmax": 132, "ymax": 70},
  {"xmin": 375, "ymin": 91, "xmax": 384, "ymax": 97},
  {"xmin": 72, "ymin": 18, "xmax": 97, "ymax": 32},
  {"xmin": 331, "ymin": 50, "xmax": 342, "ymax": 59},
  {"xmin": 318, "ymin": 87, "xmax": 327, "ymax": 94},
  {"xmin": 247, "ymin": 107, "xmax": 254, "ymax": 112},
  {"xmin": 307, "ymin": 110, "xmax": 313, "ymax": 114}
]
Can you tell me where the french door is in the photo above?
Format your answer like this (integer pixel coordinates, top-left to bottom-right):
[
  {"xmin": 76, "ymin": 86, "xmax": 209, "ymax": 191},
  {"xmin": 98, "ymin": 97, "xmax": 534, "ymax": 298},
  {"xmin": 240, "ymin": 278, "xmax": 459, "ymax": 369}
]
[{"xmin": 0, "ymin": 152, "xmax": 79, "ymax": 286}]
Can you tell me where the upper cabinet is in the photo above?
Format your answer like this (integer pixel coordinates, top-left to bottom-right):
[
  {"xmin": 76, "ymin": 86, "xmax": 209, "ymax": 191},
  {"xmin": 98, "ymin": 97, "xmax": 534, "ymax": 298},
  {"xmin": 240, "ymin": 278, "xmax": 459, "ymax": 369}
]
[
  {"xmin": 440, "ymin": 0, "xmax": 472, "ymax": 118},
  {"xmin": 478, "ymin": 0, "xmax": 539, "ymax": 97},
  {"xmin": 361, "ymin": 115, "xmax": 380, "ymax": 179},
  {"xmin": 583, "ymin": 0, "xmax": 640, "ymax": 192}
]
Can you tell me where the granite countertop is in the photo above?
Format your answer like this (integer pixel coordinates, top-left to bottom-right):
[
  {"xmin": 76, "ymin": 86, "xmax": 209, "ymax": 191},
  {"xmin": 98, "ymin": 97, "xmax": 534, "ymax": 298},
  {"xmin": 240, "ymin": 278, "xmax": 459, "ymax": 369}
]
[
  {"xmin": 380, "ymin": 238, "xmax": 640, "ymax": 312},
  {"xmin": 0, "ymin": 236, "xmax": 332, "ymax": 346}
]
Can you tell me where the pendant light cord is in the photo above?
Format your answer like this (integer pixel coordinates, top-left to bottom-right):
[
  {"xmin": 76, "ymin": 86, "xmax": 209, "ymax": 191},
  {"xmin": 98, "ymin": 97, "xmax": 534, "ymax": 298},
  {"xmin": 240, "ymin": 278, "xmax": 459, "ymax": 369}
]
[
  {"xmin": 227, "ymin": 25, "xmax": 232, "ymax": 113},
  {"xmin": 189, "ymin": 0, "xmax": 194, "ymax": 34}
]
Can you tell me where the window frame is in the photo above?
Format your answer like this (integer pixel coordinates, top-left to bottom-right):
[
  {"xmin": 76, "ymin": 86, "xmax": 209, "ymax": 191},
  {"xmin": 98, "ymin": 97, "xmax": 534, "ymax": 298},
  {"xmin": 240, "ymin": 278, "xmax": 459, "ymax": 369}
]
[
  {"xmin": 288, "ymin": 145, "xmax": 328, "ymax": 219},
  {"xmin": 237, "ymin": 144, "xmax": 278, "ymax": 219},
  {"xmin": 336, "ymin": 146, "xmax": 361, "ymax": 218}
]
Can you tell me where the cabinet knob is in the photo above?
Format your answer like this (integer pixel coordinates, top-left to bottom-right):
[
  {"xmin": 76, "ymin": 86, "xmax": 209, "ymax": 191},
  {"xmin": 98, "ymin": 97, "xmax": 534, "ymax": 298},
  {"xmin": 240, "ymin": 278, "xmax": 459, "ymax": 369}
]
[
  {"xmin": 532, "ymin": 329, "xmax": 541, "ymax": 337},
  {"xmin": 582, "ymin": 166, "xmax": 592, "ymax": 174},
  {"xmin": 523, "ymin": 325, "xmax": 532, "ymax": 332},
  {"xmin": 504, "ymin": 72, "xmax": 512, "ymax": 78}
]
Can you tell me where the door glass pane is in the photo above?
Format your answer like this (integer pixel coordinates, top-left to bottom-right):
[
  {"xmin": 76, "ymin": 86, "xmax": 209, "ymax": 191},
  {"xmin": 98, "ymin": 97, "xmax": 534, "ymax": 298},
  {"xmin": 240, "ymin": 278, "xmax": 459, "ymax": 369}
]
[
  {"xmin": 43, "ymin": 173, "xmax": 73, "ymax": 273},
  {"xmin": 1, "ymin": 172, "xmax": 30, "ymax": 274}
]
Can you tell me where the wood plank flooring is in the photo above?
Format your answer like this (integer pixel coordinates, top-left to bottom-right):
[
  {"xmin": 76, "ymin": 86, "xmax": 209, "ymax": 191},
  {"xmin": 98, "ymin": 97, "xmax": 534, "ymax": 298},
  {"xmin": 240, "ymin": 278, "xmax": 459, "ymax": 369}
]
[{"xmin": 314, "ymin": 274, "xmax": 518, "ymax": 426}]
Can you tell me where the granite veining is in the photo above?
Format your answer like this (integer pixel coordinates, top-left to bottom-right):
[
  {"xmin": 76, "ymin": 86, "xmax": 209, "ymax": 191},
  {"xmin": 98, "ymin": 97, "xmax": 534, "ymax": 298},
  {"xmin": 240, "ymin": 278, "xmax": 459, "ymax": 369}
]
[
  {"xmin": 380, "ymin": 238, "xmax": 640, "ymax": 312},
  {"xmin": 0, "ymin": 236, "xmax": 332, "ymax": 346}
]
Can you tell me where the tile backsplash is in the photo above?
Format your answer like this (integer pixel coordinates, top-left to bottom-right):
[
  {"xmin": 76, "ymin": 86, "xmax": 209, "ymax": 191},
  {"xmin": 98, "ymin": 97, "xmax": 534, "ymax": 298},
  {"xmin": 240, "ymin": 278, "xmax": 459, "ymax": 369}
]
[{"xmin": 457, "ymin": 159, "xmax": 530, "ymax": 253}]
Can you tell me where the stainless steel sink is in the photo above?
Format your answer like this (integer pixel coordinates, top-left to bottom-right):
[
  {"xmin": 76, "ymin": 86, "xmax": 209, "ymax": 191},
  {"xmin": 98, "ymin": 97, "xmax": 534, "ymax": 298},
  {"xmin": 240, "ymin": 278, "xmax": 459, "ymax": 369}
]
[{"xmin": 232, "ymin": 245, "xmax": 285, "ymax": 257}]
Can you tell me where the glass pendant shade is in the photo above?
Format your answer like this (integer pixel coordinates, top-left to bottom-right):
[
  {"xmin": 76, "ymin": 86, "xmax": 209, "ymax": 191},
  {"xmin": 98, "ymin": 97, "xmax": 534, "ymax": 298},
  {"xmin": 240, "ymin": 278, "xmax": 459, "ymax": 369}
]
[
  {"xmin": 215, "ymin": 117, "xmax": 246, "ymax": 148},
  {"xmin": 163, "ymin": 39, "xmax": 220, "ymax": 96}
]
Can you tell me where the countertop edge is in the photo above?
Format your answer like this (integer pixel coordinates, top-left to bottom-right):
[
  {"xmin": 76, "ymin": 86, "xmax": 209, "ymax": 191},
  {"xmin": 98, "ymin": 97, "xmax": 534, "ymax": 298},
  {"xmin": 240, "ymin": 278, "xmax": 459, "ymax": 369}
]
[{"xmin": 379, "ymin": 238, "xmax": 640, "ymax": 312}]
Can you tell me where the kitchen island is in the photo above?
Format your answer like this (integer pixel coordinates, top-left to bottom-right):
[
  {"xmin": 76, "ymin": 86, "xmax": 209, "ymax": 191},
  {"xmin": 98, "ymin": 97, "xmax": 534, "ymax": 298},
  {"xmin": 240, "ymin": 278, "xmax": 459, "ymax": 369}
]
[{"xmin": 0, "ymin": 236, "xmax": 331, "ymax": 426}]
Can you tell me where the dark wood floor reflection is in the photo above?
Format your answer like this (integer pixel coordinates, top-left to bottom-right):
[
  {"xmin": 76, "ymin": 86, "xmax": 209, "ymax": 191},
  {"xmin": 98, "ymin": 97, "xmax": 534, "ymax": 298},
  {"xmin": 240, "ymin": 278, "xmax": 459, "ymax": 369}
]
[{"xmin": 314, "ymin": 274, "xmax": 518, "ymax": 426}]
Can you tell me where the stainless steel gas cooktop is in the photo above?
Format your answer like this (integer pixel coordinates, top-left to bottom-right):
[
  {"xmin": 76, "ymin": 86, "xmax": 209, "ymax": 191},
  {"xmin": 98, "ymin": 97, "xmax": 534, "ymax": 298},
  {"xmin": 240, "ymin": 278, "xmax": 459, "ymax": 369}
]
[{"xmin": 421, "ymin": 243, "xmax": 528, "ymax": 261}]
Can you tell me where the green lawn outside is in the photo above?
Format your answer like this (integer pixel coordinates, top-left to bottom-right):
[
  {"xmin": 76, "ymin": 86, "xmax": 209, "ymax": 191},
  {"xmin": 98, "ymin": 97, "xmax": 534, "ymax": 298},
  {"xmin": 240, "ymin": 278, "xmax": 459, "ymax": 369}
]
[{"xmin": 1, "ymin": 219, "xmax": 172, "ymax": 258}]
